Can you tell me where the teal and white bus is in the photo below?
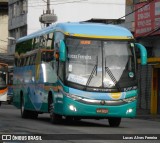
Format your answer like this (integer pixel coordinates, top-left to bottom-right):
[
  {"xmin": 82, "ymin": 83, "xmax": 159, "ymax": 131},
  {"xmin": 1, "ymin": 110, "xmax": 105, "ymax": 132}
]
[
  {"xmin": 13, "ymin": 22, "xmax": 147, "ymax": 127},
  {"xmin": 0, "ymin": 63, "xmax": 8, "ymax": 106}
]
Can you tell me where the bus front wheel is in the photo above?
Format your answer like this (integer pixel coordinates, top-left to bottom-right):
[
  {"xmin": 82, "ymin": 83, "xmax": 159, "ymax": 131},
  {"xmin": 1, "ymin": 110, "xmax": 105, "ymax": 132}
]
[
  {"xmin": 49, "ymin": 97, "xmax": 62, "ymax": 124},
  {"xmin": 108, "ymin": 117, "xmax": 121, "ymax": 127}
]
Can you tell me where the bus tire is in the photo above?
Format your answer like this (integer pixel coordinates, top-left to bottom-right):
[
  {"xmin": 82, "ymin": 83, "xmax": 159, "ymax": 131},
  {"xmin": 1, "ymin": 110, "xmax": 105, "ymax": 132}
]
[
  {"xmin": 0, "ymin": 101, "xmax": 1, "ymax": 106},
  {"xmin": 108, "ymin": 117, "xmax": 121, "ymax": 127},
  {"xmin": 30, "ymin": 111, "xmax": 38, "ymax": 119},
  {"xmin": 49, "ymin": 96, "xmax": 62, "ymax": 124},
  {"xmin": 21, "ymin": 96, "xmax": 29, "ymax": 118}
]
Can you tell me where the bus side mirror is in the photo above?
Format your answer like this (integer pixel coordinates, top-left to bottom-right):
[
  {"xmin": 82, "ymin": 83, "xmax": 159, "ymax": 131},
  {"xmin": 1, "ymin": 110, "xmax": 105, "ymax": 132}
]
[
  {"xmin": 59, "ymin": 40, "xmax": 66, "ymax": 62},
  {"xmin": 135, "ymin": 43, "xmax": 147, "ymax": 65}
]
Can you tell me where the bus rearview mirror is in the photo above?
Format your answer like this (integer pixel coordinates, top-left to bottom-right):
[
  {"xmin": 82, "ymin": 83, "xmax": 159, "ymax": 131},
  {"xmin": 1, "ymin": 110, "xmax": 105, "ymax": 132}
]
[
  {"xmin": 135, "ymin": 43, "xmax": 147, "ymax": 65},
  {"xmin": 59, "ymin": 40, "xmax": 66, "ymax": 62}
]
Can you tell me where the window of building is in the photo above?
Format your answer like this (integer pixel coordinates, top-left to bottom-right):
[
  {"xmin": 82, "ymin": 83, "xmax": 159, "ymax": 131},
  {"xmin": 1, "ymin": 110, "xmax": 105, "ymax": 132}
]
[
  {"xmin": 9, "ymin": 30, "xmax": 16, "ymax": 45},
  {"xmin": 13, "ymin": 3, "xmax": 17, "ymax": 17},
  {"xmin": 16, "ymin": 1, "xmax": 20, "ymax": 16},
  {"xmin": 22, "ymin": 0, "xmax": 27, "ymax": 14},
  {"xmin": 20, "ymin": 25, "xmax": 27, "ymax": 37}
]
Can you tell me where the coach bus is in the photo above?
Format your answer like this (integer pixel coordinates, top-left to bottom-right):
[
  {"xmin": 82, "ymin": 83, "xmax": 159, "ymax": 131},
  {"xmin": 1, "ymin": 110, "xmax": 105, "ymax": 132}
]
[
  {"xmin": 0, "ymin": 63, "xmax": 8, "ymax": 106},
  {"xmin": 13, "ymin": 22, "xmax": 147, "ymax": 127}
]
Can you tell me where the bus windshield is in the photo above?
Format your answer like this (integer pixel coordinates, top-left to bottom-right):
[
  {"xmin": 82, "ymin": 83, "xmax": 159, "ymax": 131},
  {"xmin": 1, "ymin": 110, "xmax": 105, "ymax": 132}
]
[
  {"xmin": 66, "ymin": 38, "xmax": 102, "ymax": 87},
  {"xmin": 103, "ymin": 41, "xmax": 133, "ymax": 88},
  {"xmin": 0, "ymin": 72, "xmax": 7, "ymax": 87},
  {"xmin": 0, "ymin": 64, "xmax": 7, "ymax": 88},
  {"xmin": 66, "ymin": 38, "xmax": 136, "ymax": 90}
]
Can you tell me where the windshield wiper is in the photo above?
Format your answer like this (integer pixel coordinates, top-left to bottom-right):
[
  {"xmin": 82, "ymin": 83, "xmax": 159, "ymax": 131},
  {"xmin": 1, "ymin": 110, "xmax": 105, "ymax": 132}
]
[
  {"xmin": 85, "ymin": 56, "xmax": 98, "ymax": 89},
  {"xmin": 105, "ymin": 58, "xmax": 121, "ymax": 91},
  {"xmin": 105, "ymin": 66, "xmax": 121, "ymax": 91}
]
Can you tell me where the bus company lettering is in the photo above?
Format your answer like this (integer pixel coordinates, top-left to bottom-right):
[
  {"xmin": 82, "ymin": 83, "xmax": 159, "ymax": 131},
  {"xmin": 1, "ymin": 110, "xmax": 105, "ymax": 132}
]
[{"xmin": 68, "ymin": 54, "xmax": 91, "ymax": 60}]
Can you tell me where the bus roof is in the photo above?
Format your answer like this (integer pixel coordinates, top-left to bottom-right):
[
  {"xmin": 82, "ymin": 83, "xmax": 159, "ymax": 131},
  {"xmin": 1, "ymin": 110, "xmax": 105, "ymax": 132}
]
[{"xmin": 17, "ymin": 22, "xmax": 134, "ymax": 43}]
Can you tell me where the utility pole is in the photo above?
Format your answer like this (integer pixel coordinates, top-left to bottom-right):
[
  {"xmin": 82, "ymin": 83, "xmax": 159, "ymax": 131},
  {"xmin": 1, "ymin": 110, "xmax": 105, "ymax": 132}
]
[{"xmin": 39, "ymin": 0, "xmax": 57, "ymax": 27}]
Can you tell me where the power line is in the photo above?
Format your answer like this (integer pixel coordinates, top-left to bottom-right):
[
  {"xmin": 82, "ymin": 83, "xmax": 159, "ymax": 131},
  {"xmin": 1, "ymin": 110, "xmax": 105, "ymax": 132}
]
[
  {"xmin": 28, "ymin": 0, "xmax": 88, "ymax": 7},
  {"xmin": 124, "ymin": 18, "xmax": 156, "ymax": 30},
  {"xmin": 110, "ymin": 0, "xmax": 154, "ymax": 24},
  {"xmin": 29, "ymin": 0, "xmax": 86, "ymax": 4},
  {"xmin": 81, "ymin": 2, "xmax": 124, "ymax": 5},
  {"xmin": 120, "ymin": 0, "xmax": 154, "ymax": 20},
  {"xmin": 9, "ymin": 0, "xmax": 88, "ymax": 7},
  {"xmin": 29, "ymin": 0, "xmax": 124, "ymax": 4}
]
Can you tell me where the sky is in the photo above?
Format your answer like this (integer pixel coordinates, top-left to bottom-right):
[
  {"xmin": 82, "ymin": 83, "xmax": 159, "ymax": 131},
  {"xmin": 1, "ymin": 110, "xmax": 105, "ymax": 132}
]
[{"xmin": 28, "ymin": 0, "xmax": 125, "ymax": 33}]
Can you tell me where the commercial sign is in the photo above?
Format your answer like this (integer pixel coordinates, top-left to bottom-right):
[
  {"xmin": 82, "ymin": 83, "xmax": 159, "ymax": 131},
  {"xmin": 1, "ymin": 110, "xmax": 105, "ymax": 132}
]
[{"xmin": 134, "ymin": 0, "xmax": 160, "ymax": 37}]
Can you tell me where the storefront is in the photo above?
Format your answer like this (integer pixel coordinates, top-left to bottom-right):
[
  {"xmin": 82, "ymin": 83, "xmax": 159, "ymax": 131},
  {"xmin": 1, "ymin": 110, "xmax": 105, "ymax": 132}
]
[{"xmin": 135, "ymin": 0, "xmax": 160, "ymax": 115}]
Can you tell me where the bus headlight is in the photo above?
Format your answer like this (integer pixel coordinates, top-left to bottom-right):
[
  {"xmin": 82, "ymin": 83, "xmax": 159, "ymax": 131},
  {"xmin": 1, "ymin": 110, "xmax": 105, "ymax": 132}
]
[
  {"xmin": 126, "ymin": 108, "xmax": 133, "ymax": 114},
  {"xmin": 69, "ymin": 105, "xmax": 77, "ymax": 112},
  {"xmin": 123, "ymin": 96, "xmax": 137, "ymax": 103}
]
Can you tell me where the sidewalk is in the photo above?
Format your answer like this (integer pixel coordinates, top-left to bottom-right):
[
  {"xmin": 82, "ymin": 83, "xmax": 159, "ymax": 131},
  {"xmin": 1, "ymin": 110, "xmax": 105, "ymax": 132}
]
[{"xmin": 136, "ymin": 108, "xmax": 160, "ymax": 122}]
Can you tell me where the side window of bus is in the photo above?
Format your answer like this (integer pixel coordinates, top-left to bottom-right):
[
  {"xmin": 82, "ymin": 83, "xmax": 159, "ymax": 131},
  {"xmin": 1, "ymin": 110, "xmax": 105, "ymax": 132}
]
[
  {"xmin": 34, "ymin": 37, "xmax": 40, "ymax": 49},
  {"xmin": 15, "ymin": 58, "xmax": 18, "ymax": 66},
  {"xmin": 23, "ymin": 56, "xmax": 29, "ymax": 66},
  {"xmin": 29, "ymin": 55, "xmax": 33, "ymax": 65},
  {"xmin": 39, "ymin": 36, "xmax": 46, "ymax": 48},
  {"xmin": 33, "ymin": 54, "xmax": 36, "ymax": 65},
  {"xmin": 41, "ymin": 52, "xmax": 54, "ymax": 62},
  {"xmin": 46, "ymin": 33, "xmax": 54, "ymax": 49},
  {"xmin": 26, "ymin": 56, "xmax": 30, "ymax": 66},
  {"xmin": 54, "ymin": 31, "xmax": 64, "ymax": 59},
  {"xmin": 32, "ymin": 38, "xmax": 35, "ymax": 50},
  {"xmin": 20, "ymin": 58, "xmax": 24, "ymax": 67},
  {"xmin": 17, "ymin": 59, "xmax": 20, "ymax": 67},
  {"xmin": 29, "ymin": 54, "xmax": 36, "ymax": 65},
  {"xmin": 41, "ymin": 52, "xmax": 46, "ymax": 62}
]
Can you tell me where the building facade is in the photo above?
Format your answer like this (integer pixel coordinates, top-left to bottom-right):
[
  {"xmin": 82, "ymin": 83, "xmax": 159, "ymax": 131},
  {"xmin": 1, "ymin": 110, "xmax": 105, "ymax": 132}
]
[
  {"xmin": 8, "ymin": 0, "xmax": 27, "ymax": 54},
  {"xmin": 125, "ymin": 0, "xmax": 160, "ymax": 115},
  {"xmin": 0, "ymin": 0, "xmax": 8, "ymax": 53}
]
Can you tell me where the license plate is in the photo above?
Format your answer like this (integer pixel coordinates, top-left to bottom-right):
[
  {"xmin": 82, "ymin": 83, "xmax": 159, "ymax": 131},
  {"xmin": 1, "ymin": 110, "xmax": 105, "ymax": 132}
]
[{"xmin": 96, "ymin": 108, "xmax": 108, "ymax": 114}]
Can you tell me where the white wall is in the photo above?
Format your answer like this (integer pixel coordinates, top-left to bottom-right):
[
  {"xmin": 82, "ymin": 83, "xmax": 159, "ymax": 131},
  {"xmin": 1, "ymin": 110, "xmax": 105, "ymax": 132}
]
[
  {"xmin": 28, "ymin": 0, "xmax": 125, "ymax": 34},
  {"xmin": 0, "ymin": 14, "xmax": 8, "ymax": 53}
]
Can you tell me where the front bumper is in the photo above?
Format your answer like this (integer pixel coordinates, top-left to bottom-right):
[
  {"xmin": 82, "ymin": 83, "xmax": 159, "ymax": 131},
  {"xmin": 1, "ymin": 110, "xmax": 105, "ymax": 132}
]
[{"xmin": 59, "ymin": 96, "xmax": 137, "ymax": 118}]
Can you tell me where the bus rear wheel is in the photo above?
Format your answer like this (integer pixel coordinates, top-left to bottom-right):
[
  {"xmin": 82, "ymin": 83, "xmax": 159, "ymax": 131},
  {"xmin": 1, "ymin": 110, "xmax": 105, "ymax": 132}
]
[
  {"xmin": 21, "ymin": 97, "xmax": 29, "ymax": 118},
  {"xmin": 30, "ymin": 111, "xmax": 38, "ymax": 119},
  {"xmin": 49, "ymin": 97, "xmax": 62, "ymax": 124},
  {"xmin": 21, "ymin": 96, "xmax": 38, "ymax": 119},
  {"xmin": 108, "ymin": 117, "xmax": 121, "ymax": 127}
]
